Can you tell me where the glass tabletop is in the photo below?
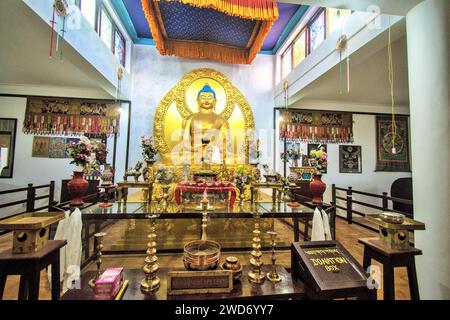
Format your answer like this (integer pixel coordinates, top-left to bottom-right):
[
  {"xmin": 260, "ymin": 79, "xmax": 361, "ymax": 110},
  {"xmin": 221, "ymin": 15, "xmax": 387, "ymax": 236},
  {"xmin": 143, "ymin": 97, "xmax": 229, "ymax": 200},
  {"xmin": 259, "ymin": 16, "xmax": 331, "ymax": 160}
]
[{"xmin": 258, "ymin": 202, "xmax": 310, "ymax": 214}]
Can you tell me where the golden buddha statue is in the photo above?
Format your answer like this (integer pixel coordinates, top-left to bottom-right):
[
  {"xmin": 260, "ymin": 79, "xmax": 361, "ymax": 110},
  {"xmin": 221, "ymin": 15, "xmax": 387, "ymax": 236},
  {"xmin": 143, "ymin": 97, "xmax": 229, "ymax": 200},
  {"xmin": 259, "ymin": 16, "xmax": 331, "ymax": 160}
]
[{"xmin": 182, "ymin": 84, "xmax": 230, "ymax": 164}]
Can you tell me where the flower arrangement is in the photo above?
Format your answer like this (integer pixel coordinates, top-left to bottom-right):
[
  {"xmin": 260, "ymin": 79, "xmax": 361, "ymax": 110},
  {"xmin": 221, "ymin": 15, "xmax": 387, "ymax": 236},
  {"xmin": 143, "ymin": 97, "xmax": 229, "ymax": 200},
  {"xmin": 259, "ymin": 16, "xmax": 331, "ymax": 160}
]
[
  {"xmin": 141, "ymin": 135, "xmax": 158, "ymax": 162},
  {"xmin": 92, "ymin": 141, "xmax": 108, "ymax": 165},
  {"xmin": 309, "ymin": 145, "xmax": 328, "ymax": 174},
  {"xmin": 234, "ymin": 165, "xmax": 252, "ymax": 192},
  {"xmin": 67, "ymin": 136, "xmax": 110, "ymax": 175},
  {"xmin": 281, "ymin": 145, "xmax": 305, "ymax": 167},
  {"xmin": 155, "ymin": 166, "xmax": 174, "ymax": 184},
  {"xmin": 67, "ymin": 136, "xmax": 96, "ymax": 171}
]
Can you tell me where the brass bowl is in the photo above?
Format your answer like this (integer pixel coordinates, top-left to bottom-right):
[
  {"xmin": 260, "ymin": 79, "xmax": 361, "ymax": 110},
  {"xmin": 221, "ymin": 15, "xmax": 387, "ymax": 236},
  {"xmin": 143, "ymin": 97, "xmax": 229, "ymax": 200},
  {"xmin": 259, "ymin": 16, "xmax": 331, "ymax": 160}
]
[
  {"xmin": 379, "ymin": 211, "xmax": 405, "ymax": 224},
  {"xmin": 183, "ymin": 240, "xmax": 221, "ymax": 271}
]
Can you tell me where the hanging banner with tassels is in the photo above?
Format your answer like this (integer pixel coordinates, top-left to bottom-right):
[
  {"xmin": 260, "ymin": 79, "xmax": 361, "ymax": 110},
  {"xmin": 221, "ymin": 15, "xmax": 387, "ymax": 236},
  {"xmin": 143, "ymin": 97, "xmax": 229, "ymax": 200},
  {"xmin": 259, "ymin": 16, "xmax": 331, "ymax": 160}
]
[
  {"xmin": 279, "ymin": 110, "xmax": 353, "ymax": 143},
  {"xmin": 23, "ymin": 97, "xmax": 120, "ymax": 136}
]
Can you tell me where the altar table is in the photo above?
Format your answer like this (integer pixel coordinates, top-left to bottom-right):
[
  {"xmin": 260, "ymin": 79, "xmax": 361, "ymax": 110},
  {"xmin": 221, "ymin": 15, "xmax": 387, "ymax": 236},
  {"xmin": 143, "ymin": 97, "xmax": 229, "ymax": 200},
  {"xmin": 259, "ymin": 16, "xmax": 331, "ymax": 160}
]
[
  {"xmin": 174, "ymin": 182, "xmax": 236, "ymax": 208},
  {"xmin": 117, "ymin": 181, "xmax": 153, "ymax": 205},
  {"xmin": 61, "ymin": 265, "xmax": 305, "ymax": 300}
]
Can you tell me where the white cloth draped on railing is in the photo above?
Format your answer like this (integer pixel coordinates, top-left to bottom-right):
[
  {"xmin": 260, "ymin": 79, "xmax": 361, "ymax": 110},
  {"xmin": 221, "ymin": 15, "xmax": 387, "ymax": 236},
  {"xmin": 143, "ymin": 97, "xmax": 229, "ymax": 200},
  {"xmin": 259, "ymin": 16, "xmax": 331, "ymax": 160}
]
[
  {"xmin": 311, "ymin": 207, "xmax": 332, "ymax": 241},
  {"xmin": 48, "ymin": 207, "xmax": 82, "ymax": 293}
]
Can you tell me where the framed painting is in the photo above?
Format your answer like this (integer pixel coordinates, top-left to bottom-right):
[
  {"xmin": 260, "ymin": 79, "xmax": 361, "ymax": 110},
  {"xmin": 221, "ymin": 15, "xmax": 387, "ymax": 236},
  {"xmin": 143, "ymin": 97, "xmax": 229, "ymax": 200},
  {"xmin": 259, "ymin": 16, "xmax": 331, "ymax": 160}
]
[
  {"xmin": 375, "ymin": 115, "xmax": 411, "ymax": 172},
  {"xmin": 49, "ymin": 137, "xmax": 67, "ymax": 158},
  {"xmin": 32, "ymin": 136, "xmax": 50, "ymax": 158},
  {"xmin": 0, "ymin": 118, "xmax": 17, "ymax": 178},
  {"xmin": 339, "ymin": 145, "xmax": 362, "ymax": 173}
]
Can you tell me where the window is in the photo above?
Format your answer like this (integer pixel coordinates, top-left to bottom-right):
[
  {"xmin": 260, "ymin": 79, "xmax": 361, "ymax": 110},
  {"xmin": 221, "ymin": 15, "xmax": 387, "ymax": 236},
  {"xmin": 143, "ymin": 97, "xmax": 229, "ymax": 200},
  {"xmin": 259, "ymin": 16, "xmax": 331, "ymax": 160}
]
[
  {"xmin": 76, "ymin": 0, "xmax": 127, "ymax": 67},
  {"xmin": 309, "ymin": 10, "xmax": 326, "ymax": 52},
  {"xmin": 292, "ymin": 31, "xmax": 306, "ymax": 68},
  {"xmin": 100, "ymin": 9, "xmax": 113, "ymax": 50},
  {"xmin": 79, "ymin": 0, "xmax": 97, "ymax": 29},
  {"xmin": 281, "ymin": 49, "xmax": 292, "ymax": 80},
  {"xmin": 279, "ymin": 7, "xmax": 353, "ymax": 79},
  {"xmin": 326, "ymin": 8, "xmax": 352, "ymax": 36},
  {"xmin": 114, "ymin": 31, "xmax": 126, "ymax": 67}
]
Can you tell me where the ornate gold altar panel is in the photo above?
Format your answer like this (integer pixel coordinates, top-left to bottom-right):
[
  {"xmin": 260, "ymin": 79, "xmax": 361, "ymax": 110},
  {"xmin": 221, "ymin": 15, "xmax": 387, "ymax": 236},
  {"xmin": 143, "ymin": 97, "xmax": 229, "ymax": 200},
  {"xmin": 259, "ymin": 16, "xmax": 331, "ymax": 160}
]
[{"xmin": 154, "ymin": 68, "xmax": 255, "ymax": 165}]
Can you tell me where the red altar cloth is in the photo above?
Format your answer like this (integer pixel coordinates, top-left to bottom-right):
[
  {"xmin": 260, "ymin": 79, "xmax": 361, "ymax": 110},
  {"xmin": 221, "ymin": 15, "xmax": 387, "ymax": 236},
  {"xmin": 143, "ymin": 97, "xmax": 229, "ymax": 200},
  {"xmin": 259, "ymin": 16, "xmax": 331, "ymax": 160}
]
[{"xmin": 175, "ymin": 181, "xmax": 237, "ymax": 208}]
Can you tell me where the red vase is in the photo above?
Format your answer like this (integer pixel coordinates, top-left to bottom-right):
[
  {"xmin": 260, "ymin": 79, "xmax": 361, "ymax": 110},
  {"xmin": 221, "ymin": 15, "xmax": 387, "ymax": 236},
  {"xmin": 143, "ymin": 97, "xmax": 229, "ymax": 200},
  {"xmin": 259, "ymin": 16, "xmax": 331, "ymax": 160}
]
[
  {"xmin": 309, "ymin": 173, "xmax": 326, "ymax": 204},
  {"xmin": 67, "ymin": 171, "xmax": 89, "ymax": 206}
]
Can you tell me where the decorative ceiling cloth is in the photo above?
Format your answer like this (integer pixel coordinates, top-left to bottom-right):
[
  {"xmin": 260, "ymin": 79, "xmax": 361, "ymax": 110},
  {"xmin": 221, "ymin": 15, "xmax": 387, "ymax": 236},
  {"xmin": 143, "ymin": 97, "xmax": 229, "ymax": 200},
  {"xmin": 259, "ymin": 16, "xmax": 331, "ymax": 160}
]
[{"xmin": 141, "ymin": 0, "xmax": 279, "ymax": 64}]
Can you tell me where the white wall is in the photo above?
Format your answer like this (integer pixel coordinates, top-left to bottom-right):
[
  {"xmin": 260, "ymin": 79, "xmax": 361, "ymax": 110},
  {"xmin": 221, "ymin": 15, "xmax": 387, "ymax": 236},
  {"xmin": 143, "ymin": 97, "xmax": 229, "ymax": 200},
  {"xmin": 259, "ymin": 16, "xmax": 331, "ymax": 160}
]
[
  {"xmin": 129, "ymin": 45, "xmax": 276, "ymax": 167},
  {"xmin": 0, "ymin": 96, "xmax": 73, "ymax": 217},
  {"xmin": 22, "ymin": 0, "xmax": 132, "ymax": 99},
  {"xmin": 406, "ymin": 0, "xmax": 450, "ymax": 300},
  {"xmin": 0, "ymin": 95, "xmax": 129, "ymax": 218},
  {"xmin": 279, "ymin": 113, "xmax": 412, "ymax": 214},
  {"xmin": 274, "ymin": 12, "xmax": 404, "ymax": 104}
]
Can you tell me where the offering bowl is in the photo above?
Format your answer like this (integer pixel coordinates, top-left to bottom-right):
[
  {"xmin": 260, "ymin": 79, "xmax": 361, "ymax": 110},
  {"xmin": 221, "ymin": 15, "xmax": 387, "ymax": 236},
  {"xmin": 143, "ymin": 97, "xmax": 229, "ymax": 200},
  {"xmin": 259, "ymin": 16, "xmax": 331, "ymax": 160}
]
[{"xmin": 183, "ymin": 240, "xmax": 221, "ymax": 271}]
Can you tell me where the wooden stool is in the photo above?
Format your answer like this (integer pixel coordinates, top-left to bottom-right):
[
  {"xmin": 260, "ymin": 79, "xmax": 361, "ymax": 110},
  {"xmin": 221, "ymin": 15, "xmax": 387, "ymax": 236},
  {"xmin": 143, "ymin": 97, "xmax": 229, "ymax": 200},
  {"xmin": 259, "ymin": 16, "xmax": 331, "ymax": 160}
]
[
  {"xmin": 0, "ymin": 240, "xmax": 67, "ymax": 300},
  {"xmin": 358, "ymin": 237, "xmax": 421, "ymax": 300}
]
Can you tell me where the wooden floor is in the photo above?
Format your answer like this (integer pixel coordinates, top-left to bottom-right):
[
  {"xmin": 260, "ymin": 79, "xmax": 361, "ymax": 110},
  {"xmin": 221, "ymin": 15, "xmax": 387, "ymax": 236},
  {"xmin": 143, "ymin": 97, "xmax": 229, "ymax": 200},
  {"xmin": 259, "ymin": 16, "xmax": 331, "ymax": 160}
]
[{"xmin": 0, "ymin": 217, "xmax": 414, "ymax": 300}]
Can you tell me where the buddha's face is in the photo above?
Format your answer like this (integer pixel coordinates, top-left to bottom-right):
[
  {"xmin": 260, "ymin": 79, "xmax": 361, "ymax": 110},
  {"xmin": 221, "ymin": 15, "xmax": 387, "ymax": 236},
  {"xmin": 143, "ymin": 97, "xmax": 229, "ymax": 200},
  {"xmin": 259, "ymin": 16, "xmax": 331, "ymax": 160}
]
[{"xmin": 197, "ymin": 92, "xmax": 216, "ymax": 111}]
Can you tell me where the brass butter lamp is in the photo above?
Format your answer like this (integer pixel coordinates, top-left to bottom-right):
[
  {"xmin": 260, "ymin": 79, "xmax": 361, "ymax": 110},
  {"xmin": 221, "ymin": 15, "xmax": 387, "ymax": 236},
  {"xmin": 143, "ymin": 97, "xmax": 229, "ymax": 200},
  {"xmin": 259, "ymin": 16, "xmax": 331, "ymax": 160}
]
[
  {"xmin": 266, "ymin": 231, "xmax": 281, "ymax": 283},
  {"xmin": 88, "ymin": 232, "xmax": 107, "ymax": 288},
  {"xmin": 141, "ymin": 214, "xmax": 160, "ymax": 293},
  {"xmin": 248, "ymin": 212, "xmax": 265, "ymax": 284}
]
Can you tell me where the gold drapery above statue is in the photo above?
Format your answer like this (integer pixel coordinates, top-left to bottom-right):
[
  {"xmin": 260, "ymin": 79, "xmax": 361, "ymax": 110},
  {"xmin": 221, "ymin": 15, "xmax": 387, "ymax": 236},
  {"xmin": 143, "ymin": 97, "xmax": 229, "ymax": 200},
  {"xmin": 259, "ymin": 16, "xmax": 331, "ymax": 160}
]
[
  {"xmin": 153, "ymin": 68, "xmax": 255, "ymax": 166},
  {"xmin": 141, "ymin": 0, "xmax": 278, "ymax": 64}
]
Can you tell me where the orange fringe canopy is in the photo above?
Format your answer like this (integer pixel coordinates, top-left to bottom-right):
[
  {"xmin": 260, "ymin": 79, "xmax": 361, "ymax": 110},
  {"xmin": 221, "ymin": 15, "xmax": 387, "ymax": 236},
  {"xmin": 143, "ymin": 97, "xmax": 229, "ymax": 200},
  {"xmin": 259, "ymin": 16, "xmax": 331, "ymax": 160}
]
[{"xmin": 141, "ymin": 0, "xmax": 279, "ymax": 64}]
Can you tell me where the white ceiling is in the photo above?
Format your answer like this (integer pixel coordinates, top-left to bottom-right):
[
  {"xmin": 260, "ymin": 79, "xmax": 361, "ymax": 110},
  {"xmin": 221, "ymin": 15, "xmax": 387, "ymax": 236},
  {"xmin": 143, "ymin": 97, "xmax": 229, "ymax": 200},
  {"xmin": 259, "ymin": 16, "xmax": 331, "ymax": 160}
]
[
  {"xmin": 0, "ymin": 0, "xmax": 115, "ymax": 99},
  {"xmin": 289, "ymin": 20, "xmax": 410, "ymax": 108}
]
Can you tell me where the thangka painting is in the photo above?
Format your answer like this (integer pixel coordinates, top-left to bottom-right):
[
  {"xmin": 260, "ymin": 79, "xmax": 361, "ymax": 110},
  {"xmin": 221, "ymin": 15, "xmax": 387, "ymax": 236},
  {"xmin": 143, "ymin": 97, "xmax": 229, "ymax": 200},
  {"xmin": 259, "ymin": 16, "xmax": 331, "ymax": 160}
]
[
  {"xmin": 48, "ymin": 137, "xmax": 67, "ymax": 158},
  {"xmin": 32, "ymin": 136, "xmax": 50, "ymax": 158},
  {"xmin": 339, "ymin": 145, "xmax": 362, "ymax": 173},
  {"xmin": 24, "ymin": 97, "xmax": 120, "ymax": 136},
  {"xmin": 375, "ymin": 115, "xmax": 411, "ymax": 172}
]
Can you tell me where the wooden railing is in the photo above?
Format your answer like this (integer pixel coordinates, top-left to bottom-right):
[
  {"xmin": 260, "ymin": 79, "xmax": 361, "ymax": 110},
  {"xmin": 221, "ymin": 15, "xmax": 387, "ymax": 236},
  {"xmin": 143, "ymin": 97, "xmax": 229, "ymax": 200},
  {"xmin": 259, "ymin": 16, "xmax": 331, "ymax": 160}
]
[
  {"xmin": 0, "ymin": 181, "xmax": 57, "ymax": 235},
  {"xmin": 331, "ymin": 184, "xmax": 413, "ymax": 232},
  {"xmin": 0, "ymin": 181, "xmax": 56, "ymax": 218}
]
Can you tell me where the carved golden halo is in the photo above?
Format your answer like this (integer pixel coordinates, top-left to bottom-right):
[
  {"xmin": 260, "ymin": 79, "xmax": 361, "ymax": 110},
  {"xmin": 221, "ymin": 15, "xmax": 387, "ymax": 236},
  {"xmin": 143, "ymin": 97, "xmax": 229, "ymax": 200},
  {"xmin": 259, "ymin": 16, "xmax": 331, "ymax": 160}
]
[
  {"xmin": 175, "ymin": 69, "xmax": 235, "ymax": 120},
  {"xmin": 153, "ymin": 68, "xmax": 255, "ymax": 156}
]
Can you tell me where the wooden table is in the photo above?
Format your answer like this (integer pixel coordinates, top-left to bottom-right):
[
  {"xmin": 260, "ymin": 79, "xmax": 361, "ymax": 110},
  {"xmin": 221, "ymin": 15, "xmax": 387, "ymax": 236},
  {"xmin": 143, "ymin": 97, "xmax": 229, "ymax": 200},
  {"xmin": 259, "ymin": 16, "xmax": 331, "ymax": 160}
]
[
  {"xmin": 61, "ymin": 265, "xmax": 305, "ymax": 300},
  {"xmin": 0, "ymin": 240, "xmax": 67, "ymax": 300},
  {"xmin": 117, "ymin": 181, "xmax": 153, "ymax": 205},
  {"xmin": 358, "ymin": 237, "xmax": 422, "ymax": 300}
]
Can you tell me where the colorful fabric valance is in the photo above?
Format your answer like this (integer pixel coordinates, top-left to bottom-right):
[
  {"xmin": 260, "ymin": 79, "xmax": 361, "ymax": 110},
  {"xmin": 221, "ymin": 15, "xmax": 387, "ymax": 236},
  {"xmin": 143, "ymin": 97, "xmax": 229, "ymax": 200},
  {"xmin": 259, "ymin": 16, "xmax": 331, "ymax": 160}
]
[
  {"xmin": 280, "ymin": 110, "xmax": 353, "ymax": 143},
  {"xmin": 23, "ymin": 97, "xmax": 120, "ymax": 136},
  {"xmin": 141, "ymin": 0, "xmax": 278, "ymax": 64}
]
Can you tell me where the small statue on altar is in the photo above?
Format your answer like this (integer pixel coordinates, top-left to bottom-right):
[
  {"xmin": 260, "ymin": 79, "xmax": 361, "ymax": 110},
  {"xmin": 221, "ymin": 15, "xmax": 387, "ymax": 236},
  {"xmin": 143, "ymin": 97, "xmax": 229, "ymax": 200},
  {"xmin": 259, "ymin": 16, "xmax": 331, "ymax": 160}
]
[
  {"xmin": 182, "ymin": 160, "xmax": 190, "ymax": 182},
  {"xmin": 123, "ymin": 161, "xmax": 143, "ymax": 182},
  {"xmin": 218, "ymin": 160, "xmax": 232, "ymax": 182},
  {"xmin": 251, "ymin": 166, "xmax": 261, "ymax": 183}
]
